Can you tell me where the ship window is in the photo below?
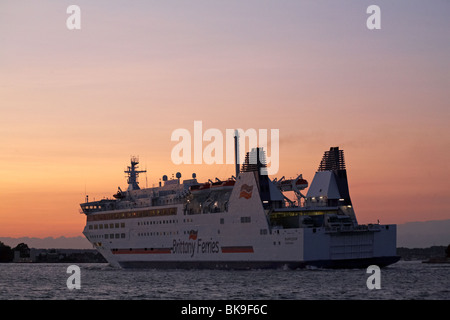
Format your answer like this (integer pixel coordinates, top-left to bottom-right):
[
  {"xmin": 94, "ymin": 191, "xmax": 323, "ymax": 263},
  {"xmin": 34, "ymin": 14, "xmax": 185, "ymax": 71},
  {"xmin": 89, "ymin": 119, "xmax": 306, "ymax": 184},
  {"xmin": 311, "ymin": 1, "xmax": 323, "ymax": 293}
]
[
  {"xmin": 105, "ymin": 234, "xmax": 108, "ymax": 239},
  {"xmin": 115, "ymin": 234, "xmax": 120, "ymax": 239},
  {"xmin": 110, "ymin": 233, "xmax": 114, "ymax": 238},
  {"xmin": 94, "ymin": 224, "xmax": 98, "ymax": 230},
  {"xmin": 121, "ymin": 223, "xmax": 125, "ymax": 228},
  {"xmin": 121, "ymin": 233, "xmax": 125, "ymax": 238},
  {"xmin": 115, "ymin": 223, "xmax": 119, "ymax": 228},
  {"xmin": 104, "ymin": 224, "xmax": 108, "ymax": 229},
  {"xmin": 99, "ymin": 224, "xmax": 103, "ymax": 229},
  {"xmin": 240, "ymin": 217, "xmax": 251, "ymax": 223},
  {"xmin": 220, "ymin": 218, "xmax": 224, "ymax": 224},
  {"xmin": 110, "ymin": 223, "xmax": 114, "ymax": 228},
  {"xmin": 89, "ymin": 225, "xmax": 93, "ymax": 230}
]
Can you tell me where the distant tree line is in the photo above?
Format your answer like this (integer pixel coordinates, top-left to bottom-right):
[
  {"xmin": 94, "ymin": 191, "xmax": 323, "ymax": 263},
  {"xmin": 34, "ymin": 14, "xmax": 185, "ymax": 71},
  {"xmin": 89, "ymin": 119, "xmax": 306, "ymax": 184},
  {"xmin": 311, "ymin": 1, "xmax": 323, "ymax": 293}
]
[
  {"xmin": 397, "ymin": 245, "xmax": 450, "ymax": 261},
  {"xmin": 2, "ymin": 241, "xmax": 449, "ymax": 263},
  {"xmin": 0, "ymin": 241, "xmax": 30, "ymax": 262},
  {"xmin": 0, "ymin": 242, "xmax": 106, "ymax": 263}
]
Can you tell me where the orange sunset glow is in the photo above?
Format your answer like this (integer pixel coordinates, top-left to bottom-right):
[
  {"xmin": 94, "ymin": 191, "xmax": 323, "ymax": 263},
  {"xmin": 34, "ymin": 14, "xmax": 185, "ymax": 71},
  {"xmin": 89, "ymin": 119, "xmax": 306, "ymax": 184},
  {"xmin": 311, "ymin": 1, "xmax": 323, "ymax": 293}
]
[{"xmin": 1, "ymin": 1, "xmax": 449, "ymax": 238}]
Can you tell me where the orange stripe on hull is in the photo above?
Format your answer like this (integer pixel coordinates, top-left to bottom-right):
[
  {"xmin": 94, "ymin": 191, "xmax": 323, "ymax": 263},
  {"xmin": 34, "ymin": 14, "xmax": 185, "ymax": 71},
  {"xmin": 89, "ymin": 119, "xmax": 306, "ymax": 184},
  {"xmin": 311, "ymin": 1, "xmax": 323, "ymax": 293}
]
[
  {"xmin": 221, "ymin": 246, "xmax": 254, "ymax": 253},
  {"xmin": 112, "ymin": 248, "xmax": 171, "ymax": 254}
]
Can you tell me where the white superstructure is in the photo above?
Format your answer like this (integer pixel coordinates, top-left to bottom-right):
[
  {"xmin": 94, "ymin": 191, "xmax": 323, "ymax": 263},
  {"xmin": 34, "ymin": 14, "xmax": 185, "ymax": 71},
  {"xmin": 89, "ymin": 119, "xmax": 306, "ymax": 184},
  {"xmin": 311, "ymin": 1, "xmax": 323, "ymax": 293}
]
[{"xmin": 80, "ymin": 147, "xmax": 399, "ymax": 269}]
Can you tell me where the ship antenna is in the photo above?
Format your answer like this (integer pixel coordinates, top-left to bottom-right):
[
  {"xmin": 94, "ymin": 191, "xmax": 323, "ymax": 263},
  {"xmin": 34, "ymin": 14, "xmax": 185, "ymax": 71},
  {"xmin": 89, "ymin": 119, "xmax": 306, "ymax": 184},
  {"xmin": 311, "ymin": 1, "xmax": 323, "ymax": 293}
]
[
  {"xmin": 234, "ymin": 130, "xmax": 240, "ymax": 178},
  {"xmin": 125, "ymin": 156, "xmax": 146, "ymax": 191},
  {"xmin": 84, "ymin": 180, "xmax": 88, "ymax": 203},
  {"xmin": 145, "ymin": 164, "xmax": 148, "ymax": 188}
]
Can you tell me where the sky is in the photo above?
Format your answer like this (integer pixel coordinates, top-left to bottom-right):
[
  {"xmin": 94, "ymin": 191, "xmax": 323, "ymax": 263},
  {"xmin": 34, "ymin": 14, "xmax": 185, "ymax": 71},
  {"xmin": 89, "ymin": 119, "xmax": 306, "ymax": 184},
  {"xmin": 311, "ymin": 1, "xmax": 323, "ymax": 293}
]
[{"xmin": 0, "ymin": 0, "xmax": 449, "ymax": 238}]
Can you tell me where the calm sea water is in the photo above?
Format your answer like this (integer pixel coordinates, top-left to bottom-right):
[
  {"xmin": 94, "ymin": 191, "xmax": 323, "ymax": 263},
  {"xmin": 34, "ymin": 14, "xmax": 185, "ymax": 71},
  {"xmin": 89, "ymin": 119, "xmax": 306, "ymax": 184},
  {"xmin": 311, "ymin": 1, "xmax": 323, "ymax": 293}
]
[{"xmin": 0, "ymin": 261, "xmax": 448, "ymax": 300}]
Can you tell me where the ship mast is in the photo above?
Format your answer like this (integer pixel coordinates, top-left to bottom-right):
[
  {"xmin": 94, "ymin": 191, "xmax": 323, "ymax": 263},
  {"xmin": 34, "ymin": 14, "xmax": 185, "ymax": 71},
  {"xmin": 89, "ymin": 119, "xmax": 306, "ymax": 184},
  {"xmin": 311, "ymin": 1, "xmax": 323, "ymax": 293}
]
[
  {"xmin": 125, "ymin": 156, "xmax": 146, "ymax": 191},
  {"xmin": 234, "ymin": 130, "xmax": 240, "ymax": 178}
]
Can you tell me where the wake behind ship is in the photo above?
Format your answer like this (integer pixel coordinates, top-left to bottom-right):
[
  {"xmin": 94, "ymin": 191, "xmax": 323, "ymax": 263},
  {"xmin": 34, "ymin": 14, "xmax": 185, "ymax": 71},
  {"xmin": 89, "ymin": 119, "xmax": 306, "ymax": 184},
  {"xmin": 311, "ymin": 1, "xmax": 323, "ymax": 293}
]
[{"xmin": 80, "ymin": 147, "xmax": 400, "ymax": 269}]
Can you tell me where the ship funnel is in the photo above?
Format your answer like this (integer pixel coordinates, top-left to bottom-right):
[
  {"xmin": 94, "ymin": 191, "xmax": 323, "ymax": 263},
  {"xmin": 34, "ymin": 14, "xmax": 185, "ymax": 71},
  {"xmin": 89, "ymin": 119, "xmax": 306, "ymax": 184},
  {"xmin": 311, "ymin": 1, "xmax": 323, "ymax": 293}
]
[
  {"xmin": 318, "ymin": 147, "xmax": 346, "ymax": 171},
  {"xmin": 306, "ymin": 147, "xmax": 352, "ymax": 207}
]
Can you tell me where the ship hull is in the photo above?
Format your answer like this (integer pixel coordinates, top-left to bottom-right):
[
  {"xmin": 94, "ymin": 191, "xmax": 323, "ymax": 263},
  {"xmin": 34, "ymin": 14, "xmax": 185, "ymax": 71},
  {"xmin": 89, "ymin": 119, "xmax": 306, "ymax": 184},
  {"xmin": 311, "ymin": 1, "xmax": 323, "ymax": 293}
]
[
  {"xmin": 88, "ymin": 217, "xmax": 399, "ymax": 270},
  {"xmin": 116, "ymin": 256, "xmax": 400, "ymax": 270}
]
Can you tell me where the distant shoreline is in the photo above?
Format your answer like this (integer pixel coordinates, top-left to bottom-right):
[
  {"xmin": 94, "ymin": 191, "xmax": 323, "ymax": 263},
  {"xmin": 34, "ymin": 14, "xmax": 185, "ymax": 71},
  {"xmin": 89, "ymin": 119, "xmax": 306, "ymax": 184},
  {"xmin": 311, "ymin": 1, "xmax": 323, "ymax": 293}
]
[
  {"xmin": 0, "ymin": 236, "xmax": 93, "ymax": 250},
  {"xmin": 1, "ymin": 245, "xmax": 447, "ymax": 264},
  {"xmin": 0, "ymin": 247, "xmax": 107, "ymax": 263}
]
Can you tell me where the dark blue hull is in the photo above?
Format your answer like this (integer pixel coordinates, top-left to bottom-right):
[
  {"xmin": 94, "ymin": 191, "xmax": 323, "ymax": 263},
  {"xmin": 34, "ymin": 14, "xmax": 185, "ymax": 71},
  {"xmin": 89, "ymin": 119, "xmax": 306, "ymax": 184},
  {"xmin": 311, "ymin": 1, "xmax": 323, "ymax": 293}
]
[{"xmin": 118, "ymin": 256, "xmax": 400, "ymax": 269}]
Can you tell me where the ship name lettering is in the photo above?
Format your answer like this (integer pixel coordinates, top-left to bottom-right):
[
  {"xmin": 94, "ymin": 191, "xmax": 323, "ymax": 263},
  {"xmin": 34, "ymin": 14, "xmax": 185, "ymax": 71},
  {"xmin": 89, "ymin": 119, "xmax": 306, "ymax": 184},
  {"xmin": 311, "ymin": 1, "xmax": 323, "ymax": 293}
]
[
  {"xmin": 172, "ymin": 238, "xmax": 219, "ymax": 257},
  {"xmin": 172, "ymin": 239, "xmax": 196, "ymax": 257},
  {"xmin": 197, "ymin": 238, "xmax": 220, "ymax": 254}
]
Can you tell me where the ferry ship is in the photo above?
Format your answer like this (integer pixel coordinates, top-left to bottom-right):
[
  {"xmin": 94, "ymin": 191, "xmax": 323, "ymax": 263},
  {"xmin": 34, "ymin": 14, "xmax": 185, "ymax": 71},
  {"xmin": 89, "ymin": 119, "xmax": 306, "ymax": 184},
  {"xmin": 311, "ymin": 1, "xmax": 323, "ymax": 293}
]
[{"xmin": 80, "ymin": 146, "xmax": 399, "ymax": 269}]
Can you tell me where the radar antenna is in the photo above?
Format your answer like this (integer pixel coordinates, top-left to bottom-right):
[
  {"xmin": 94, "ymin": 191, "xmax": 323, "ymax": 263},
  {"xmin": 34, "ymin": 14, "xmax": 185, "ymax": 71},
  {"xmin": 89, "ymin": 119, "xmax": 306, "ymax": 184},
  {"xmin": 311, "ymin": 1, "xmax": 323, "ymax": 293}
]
[{"xmin": 124, "ymin": 156, "xmax": 146, "ymax": 191}]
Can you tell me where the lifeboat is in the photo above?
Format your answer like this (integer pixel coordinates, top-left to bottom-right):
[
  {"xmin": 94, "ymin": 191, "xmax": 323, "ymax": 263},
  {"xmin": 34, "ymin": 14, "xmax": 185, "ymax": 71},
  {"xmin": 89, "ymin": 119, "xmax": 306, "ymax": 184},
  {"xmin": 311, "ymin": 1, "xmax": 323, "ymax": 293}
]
[
  {"xmin": 277, "ymin": 176, "xmax": 308, "ymax": 192},
  {"xmin": 211, "ymin": 179, "xmax": 235, "ymax": 188},
  {"xmin": 190, "ymin": 179, "xmax": 235, "ymax": 192},
  {"xmin": 113, "ymin": 187, "xmax": 126, "ymax": 199},
  {"xmin": 113, "ymin": 192, "xmax": 126, "ymax": 199},
  {"xmin": 189, "ymin": 183, "xmax": 211, "ymax": 192},
  {"xmin": 295, "ymin": 178, "xmax": 308, "ymax": 189}
]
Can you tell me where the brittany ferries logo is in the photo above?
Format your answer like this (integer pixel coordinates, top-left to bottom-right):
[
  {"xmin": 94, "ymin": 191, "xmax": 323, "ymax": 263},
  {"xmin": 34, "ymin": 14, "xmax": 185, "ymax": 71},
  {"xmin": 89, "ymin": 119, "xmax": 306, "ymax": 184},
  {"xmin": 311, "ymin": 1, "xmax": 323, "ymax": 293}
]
[
  {"xmin": 172, "ymin": 231, "xmax": 219, "ymax": 257},
  {"xmin": 239, "ymin": 184, "xmax": 253, "ymax": 199},
  {"xmin": 188, "ymin": 230, "xmax": 198, "ymax": 240}
]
